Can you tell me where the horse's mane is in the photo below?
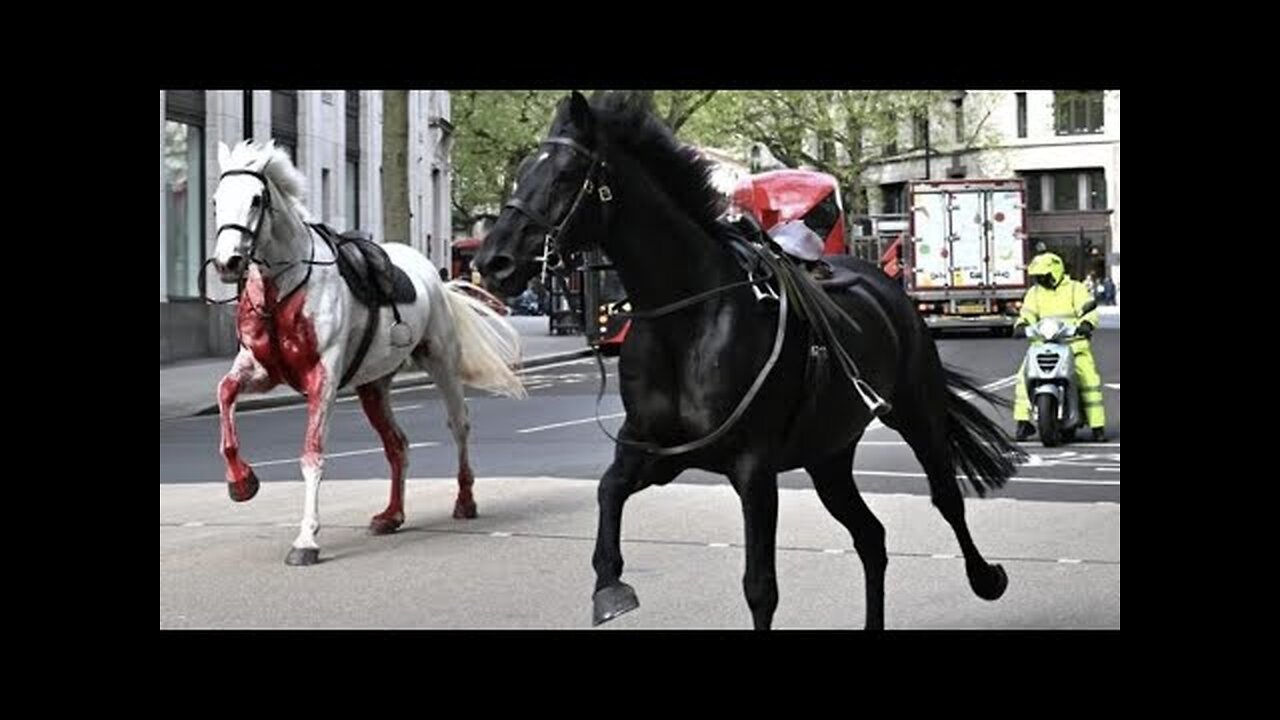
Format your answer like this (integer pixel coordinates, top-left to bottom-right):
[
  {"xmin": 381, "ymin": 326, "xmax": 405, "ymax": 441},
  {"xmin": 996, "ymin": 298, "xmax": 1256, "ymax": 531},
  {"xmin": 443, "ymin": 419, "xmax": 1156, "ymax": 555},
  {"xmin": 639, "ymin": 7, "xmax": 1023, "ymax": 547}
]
[
  {"xmin": 225, "ymin": 140, "xmax": 312, "ymax": 221},
  {"xmin": 589, "ymin": 92, "xmax": 727, "ymax": 233}
]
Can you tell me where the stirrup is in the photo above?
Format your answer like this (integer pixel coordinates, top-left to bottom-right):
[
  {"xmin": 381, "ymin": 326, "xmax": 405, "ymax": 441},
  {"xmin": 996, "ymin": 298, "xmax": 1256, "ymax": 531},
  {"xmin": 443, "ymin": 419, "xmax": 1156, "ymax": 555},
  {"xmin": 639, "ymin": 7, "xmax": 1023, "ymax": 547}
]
[
  {"xmin": 854, "ymin": 378, "xmax": 892, "ymax": 417},
  {"xmin": 389, "ymin": 321, "xmax": 413, "ymax": 348},
  {"xmin": 749, "ymin": 271, "xmax": 779, "ymax": 304}
]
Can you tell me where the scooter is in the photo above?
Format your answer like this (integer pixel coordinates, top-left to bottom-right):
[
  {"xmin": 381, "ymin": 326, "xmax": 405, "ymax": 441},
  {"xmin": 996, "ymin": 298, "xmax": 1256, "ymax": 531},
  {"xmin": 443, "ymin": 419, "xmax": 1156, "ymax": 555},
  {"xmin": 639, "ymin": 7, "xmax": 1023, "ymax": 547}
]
[{"xmin": 1021, "ymin": 299, "xmax": 1096, "ymax": 447}]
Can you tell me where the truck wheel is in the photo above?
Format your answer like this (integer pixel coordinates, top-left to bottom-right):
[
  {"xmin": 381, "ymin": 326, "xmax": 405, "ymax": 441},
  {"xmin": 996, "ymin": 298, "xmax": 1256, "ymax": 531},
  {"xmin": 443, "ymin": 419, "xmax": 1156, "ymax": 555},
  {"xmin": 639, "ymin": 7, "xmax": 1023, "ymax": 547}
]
[{"xmin": 1036, "ymin": 394, "xmax": 1061, "ymax": 447}]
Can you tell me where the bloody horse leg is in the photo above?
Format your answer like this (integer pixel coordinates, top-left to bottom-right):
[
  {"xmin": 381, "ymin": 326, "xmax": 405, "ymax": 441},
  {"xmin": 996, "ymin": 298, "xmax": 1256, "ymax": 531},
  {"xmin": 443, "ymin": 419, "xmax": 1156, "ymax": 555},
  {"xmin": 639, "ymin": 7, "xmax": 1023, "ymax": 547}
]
[
  {"xmin": 358, "ymin": 375, "xmax": 409, "ymax": 534},
  {"xmin": 218, "ymin": 349, "xmax": 277, "ymax": 503}
]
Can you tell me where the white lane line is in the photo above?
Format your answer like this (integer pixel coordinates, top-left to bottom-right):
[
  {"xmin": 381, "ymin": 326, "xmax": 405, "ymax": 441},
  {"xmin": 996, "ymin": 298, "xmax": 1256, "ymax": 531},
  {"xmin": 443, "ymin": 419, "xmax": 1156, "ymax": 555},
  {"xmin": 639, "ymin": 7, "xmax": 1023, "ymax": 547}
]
[
  {"xmin": 849, "ymin": 469, "xmax": 1119, "ymax": 486},
  {"xmin": 1105, "ymin": 383, "xmax": 1120, "ymax": 390},
  {"xmin": 513, "ymin": 375, "xmax": 1021, "ymax": 436},
  {"xmin": 229, "ymin": 358, "xmax": 608, "ymax": 415},
  {"xmin": 853, "ymin": 440, "xmax": 1121, "ymax": 449},
  {"xmin": 253, "ymin": 441, "xmax": 441, "ymax": 467},
  {"xmin": 518, "ymin": 413, "xmax": 626, "ymax": 434}
]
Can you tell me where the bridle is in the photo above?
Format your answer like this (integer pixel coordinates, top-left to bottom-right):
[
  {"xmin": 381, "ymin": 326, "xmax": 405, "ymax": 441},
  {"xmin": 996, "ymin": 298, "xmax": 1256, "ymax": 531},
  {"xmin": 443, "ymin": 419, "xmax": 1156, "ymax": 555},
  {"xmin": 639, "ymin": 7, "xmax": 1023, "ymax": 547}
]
[
  {"xmin": 503, "ymin": 136, "xmax": 614, "ymax": 283},
  {"xmin": 199, "ymin": 164, "xmax": 335, "ymax": 314}
]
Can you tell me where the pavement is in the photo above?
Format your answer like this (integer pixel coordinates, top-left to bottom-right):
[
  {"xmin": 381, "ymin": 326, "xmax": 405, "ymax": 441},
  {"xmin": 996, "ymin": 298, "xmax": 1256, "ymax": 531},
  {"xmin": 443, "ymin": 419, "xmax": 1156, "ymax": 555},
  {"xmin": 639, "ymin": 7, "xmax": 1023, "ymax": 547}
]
[{"xmin": 160, "ymin": 476, "xmax": 1120, "ymax": 629}]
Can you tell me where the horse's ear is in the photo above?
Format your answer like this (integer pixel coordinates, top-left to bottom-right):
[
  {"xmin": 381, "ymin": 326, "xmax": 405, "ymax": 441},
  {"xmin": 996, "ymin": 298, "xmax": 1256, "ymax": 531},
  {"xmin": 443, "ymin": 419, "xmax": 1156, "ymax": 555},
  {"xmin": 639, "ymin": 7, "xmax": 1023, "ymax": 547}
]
[
  {"xmin": 569, "ymin": 91, "xmax": 594, "ymax": 136},
  {"xmin": 218, "ymin": 141, "xmax": 232, "ymax": 172}
]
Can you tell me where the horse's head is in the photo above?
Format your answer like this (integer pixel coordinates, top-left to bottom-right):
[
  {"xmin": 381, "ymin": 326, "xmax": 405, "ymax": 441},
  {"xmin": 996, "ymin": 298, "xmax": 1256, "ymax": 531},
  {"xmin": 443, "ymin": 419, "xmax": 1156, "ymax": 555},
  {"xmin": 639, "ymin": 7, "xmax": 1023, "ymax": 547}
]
[
  {"xmin": 212, "ymin": 140, "xmax": 305, "ymax": 283},
  {"xmin": 475, "ymin": 91, "xmax": 612, "ymax": 296}
]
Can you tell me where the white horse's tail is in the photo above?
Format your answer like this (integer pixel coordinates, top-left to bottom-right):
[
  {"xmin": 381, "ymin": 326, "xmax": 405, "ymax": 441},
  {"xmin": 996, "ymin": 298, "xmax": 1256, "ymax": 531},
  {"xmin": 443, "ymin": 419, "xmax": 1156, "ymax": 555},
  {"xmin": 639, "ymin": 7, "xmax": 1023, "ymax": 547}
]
[{"xmin": 441, "ymin": 281, "xmax": 528, "ymax": 399}]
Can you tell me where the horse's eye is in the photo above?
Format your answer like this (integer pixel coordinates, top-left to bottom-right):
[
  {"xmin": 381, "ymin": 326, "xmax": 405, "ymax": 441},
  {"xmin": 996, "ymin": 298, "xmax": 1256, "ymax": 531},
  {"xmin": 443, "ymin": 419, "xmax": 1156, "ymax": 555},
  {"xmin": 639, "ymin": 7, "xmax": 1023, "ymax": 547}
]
[{"xmin": 250, "ymin": 196, "xmax": 262, "ymax": 208}]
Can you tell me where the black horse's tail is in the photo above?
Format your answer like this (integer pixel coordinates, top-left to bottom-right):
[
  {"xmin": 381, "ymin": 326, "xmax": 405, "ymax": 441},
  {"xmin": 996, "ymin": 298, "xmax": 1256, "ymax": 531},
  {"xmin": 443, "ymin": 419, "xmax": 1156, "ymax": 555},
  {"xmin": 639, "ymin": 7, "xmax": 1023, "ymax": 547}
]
[{"xmin": 942, "ymin": 366, "xmax": 1028, "ymax": 497}]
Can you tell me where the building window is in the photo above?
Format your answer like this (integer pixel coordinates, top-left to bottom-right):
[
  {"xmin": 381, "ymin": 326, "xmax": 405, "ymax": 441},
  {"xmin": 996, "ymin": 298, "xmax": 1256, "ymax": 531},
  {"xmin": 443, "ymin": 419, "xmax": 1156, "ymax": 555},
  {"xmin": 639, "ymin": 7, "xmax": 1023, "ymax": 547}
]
[
  {"xmin": 272, "ymin": 90, "xmax": 298, "ymax": 162},
  {"xmin": 1052, "ymin": 171, "xmax": 1080, "ymax": 211},
  {"xmin": 912, "ymin": 111, "xmax": 929, "ymax": 149},
  {"xmin": 1016, "ymin": 92, "xmax": 1027, "ymax": 138},
  {"xmin": 345, "ymin": 160, "xmax": 359, "ymax": 231},
  {"xmin": 883, "ymin": 115, "xmax": 898, "ymax": 157},
  {"xmin": 819, "ymin": 134, "xmax": 836, "ymax": 164},
  {"xmin": 1021, "ymin": 169, "xmax": 1108, "ymax": 212},
  {"xmin": 321, "ymin": 168, "xmax": 331, "ymax": 224},
  {"xmin": 1087, "ymin": 169, "xmax": 1107, "ymax": 210},
  {"xmin": 1023, "ymin": 172, "xmax": 1043, "ymax": 212},
  {"xmin": 1055, "ymin": 90, "xmax": 1104, "ymax": 135},
  {"xmin": 243, "ymin": 90, "xmax": 253, "ymax": 141},
  {"xmin": 164, "ymin": 90, "xmax": 205, "ymax": 300},
  {"xmin": 881, "ymin": 182, "xmax": 906, "ymax": 215},
  {"xmin": 165, "ymin": 122, "xmax": 203, "ymax": 299},
  {"xmin": 346, "ymin": 90, "xmax": 360, "ymax": 230}
]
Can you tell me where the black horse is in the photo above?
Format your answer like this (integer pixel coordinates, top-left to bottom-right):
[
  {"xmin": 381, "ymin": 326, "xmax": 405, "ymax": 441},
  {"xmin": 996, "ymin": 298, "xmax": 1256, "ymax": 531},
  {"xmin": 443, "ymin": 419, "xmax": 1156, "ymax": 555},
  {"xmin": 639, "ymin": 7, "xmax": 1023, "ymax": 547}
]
[{"xmin": 476, "ymin": 91, "xmax": 1026, "ymax": 630}]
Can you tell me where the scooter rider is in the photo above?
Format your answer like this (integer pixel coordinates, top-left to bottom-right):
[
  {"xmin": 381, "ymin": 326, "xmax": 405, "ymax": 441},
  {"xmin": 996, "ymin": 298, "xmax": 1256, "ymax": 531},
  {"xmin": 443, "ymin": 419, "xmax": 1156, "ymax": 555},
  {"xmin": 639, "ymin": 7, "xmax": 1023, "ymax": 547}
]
[{"xmin": 1013, "ymin": 251, "xmax": 1107, "ymax": 442}]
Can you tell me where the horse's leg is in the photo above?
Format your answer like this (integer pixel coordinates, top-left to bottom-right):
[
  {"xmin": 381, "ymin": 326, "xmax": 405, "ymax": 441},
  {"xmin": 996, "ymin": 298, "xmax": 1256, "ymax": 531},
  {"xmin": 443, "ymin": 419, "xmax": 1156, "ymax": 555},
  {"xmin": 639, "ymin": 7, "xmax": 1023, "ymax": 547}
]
[
  {"xmin": 591, "ymin": 436, "xmax": 678, "ymax": 626},
  {"xmin": 285, "ymin": 359, "xmax": 339, "ymax": 566},
  {"xmin": 357, "ymin": 374, "xmax": 409, "ymax": 534},
  {"xmin": 728, "ymin": 453, "xmax": 780, "ymax": 630},
  {"xmin": 414, "ymin": 348, "xmax": 476, "ymax": 519},
  {"xmin": 805, "ymin": 435, "xmax": 888, "ymax": 630},
  {"xmin": 892, "ymin": 402, "xmax": 1008, "ymax": 601},
  {"xmin": 217, "ymin": 349, "xmax": 278, "ymax": 503}
]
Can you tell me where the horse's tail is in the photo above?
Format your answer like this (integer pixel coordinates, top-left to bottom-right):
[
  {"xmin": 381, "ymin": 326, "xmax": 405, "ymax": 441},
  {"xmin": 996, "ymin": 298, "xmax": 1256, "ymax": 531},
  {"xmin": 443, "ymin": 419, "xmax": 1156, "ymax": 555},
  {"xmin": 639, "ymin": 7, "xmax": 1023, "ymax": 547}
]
[
  {"xmin": 942, "ymin": 366, "xmax": 1027, "ymax": 496},
  {"xmin": 441, "ymin": 281, "xmax": 528, "ymax": 399}
]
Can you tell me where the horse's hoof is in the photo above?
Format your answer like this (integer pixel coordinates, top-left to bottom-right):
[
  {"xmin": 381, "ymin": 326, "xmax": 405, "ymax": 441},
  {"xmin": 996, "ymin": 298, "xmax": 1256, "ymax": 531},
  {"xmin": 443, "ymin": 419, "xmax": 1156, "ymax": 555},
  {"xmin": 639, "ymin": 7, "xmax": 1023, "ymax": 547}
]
[
  {"xmin": 592, "ymin": 583, "xmax": 639, "ymax": 626},
  {"xmin": 369, "ymin": 513, "xmax": 404, "ymax": 535},
  {"xmin": 285, "ymin": 547, "xmax": 320, "ymax": 566},
  {"xmin": 228, "ymin": 470, "xmax": 259, "ymax": 503},
  {"xmin": 971, "ymin": 562, "xmax": 1008, "ymax": 601},
  {"xmin": 453, "ymin": 498, "xmax": 477, "ymax": 519}
]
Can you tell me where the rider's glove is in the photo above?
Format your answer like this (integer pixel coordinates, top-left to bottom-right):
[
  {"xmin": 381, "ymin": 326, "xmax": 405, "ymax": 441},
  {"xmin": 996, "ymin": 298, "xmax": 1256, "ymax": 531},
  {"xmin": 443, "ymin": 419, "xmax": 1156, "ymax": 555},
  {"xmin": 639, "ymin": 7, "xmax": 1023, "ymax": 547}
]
[{"xmin": 1077, "ymin": 320, "xmax": 1094, "ymax": 338}]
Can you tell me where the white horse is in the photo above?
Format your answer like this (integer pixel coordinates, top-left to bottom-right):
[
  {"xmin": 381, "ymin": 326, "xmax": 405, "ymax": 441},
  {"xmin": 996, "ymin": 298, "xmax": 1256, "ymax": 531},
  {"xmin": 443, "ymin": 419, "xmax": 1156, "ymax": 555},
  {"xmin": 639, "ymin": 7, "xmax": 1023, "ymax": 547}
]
[{"xmin": 210, "ymin": 140, "xmax": 526, "ymax": 566}]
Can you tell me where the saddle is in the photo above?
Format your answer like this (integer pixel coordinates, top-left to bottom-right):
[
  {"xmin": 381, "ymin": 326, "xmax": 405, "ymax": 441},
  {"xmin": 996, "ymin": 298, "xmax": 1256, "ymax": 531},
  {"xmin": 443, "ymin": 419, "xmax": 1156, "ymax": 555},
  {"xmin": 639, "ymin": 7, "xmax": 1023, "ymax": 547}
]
[
  {"xmin": 718, "ymin": 216, "xmax": 894, "ymax": 418},
  {"xmin": 312, "ymin": 225, "xmax": 417, "ymax": 307},
  {"xmin": 310, "ymin": 224, "xmax": 418, "ymax": 388},
  {"xmin": 721, "ymin": 217, "xmax": 858, "ymax": 294}
]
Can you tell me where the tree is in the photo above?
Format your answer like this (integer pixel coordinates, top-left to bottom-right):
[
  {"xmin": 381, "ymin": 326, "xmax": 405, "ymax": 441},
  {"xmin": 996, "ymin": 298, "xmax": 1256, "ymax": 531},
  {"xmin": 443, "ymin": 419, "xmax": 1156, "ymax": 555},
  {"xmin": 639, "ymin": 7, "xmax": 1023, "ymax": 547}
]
[
  {"xmin": 678, "ymin": 91, "xmax": 958, "ymax": 217},
  {"xmin": 381, "ymin": 90, "xmax": 410, "ymax": 244},
  {"xmin": 450, "ymin": 90, "xmax": 566, "ymax": 234},
  {"xmin": 450, "ymin": 90, "xmax": 721, "ymax": 232},
  {"xmin": 678, "ymin": 90, "xmax": 1012, "ymax": 221}
]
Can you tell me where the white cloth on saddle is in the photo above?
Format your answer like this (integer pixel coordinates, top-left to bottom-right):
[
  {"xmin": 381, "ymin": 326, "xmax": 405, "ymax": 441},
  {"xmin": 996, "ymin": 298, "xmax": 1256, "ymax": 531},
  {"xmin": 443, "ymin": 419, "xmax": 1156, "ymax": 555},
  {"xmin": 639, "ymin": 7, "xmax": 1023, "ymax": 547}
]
[{"xmin": 769, "ymin": 219, "xmax": 824, "ymax": 262}]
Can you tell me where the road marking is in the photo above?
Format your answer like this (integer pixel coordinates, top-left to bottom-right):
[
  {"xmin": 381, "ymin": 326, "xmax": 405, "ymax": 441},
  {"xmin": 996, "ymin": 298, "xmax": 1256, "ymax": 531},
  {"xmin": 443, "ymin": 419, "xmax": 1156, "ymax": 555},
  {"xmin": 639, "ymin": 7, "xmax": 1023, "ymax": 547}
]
[
  {"xmin": 823, "ymin": 548, "xmax": 845, "ymax": 555},
  {"xmin": 848, "ymin": 469, "xmax": 1119, "ymax": 486},
  {"xmin": 708, "ymin": 542, "xmax": 730, "ymax": 548},
  {"xmin": 514, "ymin": 375, "xmax": 1021, "ymax": 437},
  {"xmin": 254, "ymin": 441, "xmax": 441, "ymax": 467},
  {"xmin": 1105, "ymin": 383, "xmax": 1120, "ymax": 390},
  {"xmin": 518, "ymin": 413, "xmax": 626, "ymax": 434},
  {"xmin": 181, "ymin": 521, "xmax": 204, "ymax": 528},
  {"xmin": 1057, "ymin": 558, "xmax": 1083, "ymax": 564}
]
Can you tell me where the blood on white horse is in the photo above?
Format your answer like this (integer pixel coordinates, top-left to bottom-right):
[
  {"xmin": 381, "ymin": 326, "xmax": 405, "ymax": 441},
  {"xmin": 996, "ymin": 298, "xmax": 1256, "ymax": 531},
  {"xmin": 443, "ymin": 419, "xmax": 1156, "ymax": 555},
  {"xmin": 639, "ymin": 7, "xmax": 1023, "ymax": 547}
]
[{"xmin": 210, "ymin": 139, "xmax": 526, "ymax": 566}]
